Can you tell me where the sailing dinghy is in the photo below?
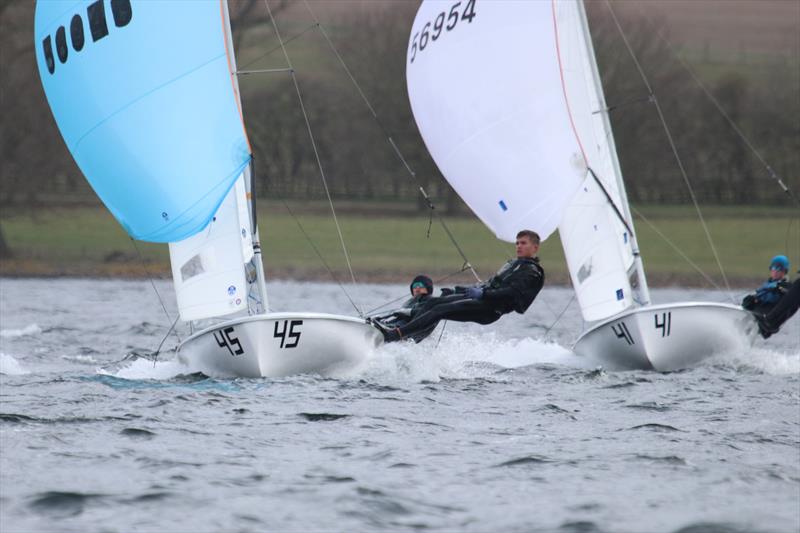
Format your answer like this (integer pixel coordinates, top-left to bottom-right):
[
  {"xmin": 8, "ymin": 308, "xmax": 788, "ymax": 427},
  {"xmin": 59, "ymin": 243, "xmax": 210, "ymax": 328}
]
[
  {"xmin": 406, "ymin": 0, "xmax": 758, "ymax": 370},
  {"xmin": 35, "ymin": 0, "xmax": 381, "ymax": 377}
]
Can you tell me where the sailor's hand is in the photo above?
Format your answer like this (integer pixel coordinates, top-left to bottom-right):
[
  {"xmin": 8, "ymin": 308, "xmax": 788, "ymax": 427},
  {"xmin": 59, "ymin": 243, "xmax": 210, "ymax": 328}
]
[{"xmin": 466, "ymin": 287, "xmax": 484, "ymax": 300}]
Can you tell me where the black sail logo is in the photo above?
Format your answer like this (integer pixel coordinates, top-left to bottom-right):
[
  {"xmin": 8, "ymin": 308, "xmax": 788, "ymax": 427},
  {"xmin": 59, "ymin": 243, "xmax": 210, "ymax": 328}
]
[{"xmin": 42, "ymin": 0, "xmax": 133, "ymax": 75}]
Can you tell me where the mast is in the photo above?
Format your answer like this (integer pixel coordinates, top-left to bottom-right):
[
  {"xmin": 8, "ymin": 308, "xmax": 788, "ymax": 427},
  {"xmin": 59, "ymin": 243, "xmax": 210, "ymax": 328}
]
[
  {"xmin": 221, "ymin": 0, "xmax": 269, "ymax": 313},
  {"xmin": 246, "ymin": 159, "xmax": 270, "ymax": 313},
  {"xmin": 577, "ymin": 0, "xmax": 651, "ymax": 306}
]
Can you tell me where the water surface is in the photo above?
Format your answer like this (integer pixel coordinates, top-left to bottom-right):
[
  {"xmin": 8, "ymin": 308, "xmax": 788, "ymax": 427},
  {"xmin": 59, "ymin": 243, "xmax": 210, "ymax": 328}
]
[{"xmin": 1, "ymin": 278, "xmax": 798, "ymax": 532}]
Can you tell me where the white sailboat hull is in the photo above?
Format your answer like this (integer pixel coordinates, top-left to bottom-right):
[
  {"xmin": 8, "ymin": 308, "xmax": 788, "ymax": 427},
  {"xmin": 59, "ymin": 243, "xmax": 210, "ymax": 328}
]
[
  {"xmin": 573, "ymin": 302, "xmax": 758, "ymax": 371},
  {"xmin": 177, "ymin": 313, "xmax": 382, "ymax": 378}
]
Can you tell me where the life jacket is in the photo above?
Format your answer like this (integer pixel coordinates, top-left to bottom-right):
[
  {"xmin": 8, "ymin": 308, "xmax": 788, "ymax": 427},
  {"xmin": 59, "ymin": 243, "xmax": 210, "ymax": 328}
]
[{"xmin": 483, "ymin": 257, "xmax": 545, "ymax": 314}]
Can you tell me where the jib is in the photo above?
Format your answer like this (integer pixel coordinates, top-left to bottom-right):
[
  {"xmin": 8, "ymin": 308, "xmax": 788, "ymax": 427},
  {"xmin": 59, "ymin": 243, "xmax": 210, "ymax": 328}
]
[{"xmin": 42, "ymin": 0, "xmax": 133, "ymax": 75}]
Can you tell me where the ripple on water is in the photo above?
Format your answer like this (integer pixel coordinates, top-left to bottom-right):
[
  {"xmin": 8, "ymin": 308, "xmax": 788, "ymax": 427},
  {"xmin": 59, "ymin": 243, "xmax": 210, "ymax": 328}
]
[
  {"xmin": 625, "ymin": 401, "xmax": 673, "ymax": 412},
  {"xmin": 495, "ymin": 455, "xmax": 554, "ymax": 467},
  {"xmin": 632, "ymin": 454, "xmax": 689, "ymax": 466},
  {"xmin": 120, "ymin": 428, "xmax": 157, "ymax": 440},
  {"xmin": 623, "ymin": 423, "xmax": 684, "ymax": 432},
  {"xmin": 298, "ymin": 412, "xmax": 350, "ymax": 422},
  {"xmin": 28, "ymin": 491, "xmax": 107, "ymax": 518}
]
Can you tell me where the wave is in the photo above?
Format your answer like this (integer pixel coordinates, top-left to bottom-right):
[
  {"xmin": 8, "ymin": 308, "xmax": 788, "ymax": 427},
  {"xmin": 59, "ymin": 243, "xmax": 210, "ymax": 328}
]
[
  {"xmin": 0, "ymin": 324, "xmax": 41, "ymax": 338},
  {"xmin": 0, "ymin": 353, "xmax": 29, "ymax": 375},
  {"xmin": 336, "ymin": 331, "xmax": 586, "ymax": 383},
  {"xmin": 61, "ymin": 354, "xmax": 101, "ymax": 365},
  {"xmin": 96, "ymin": 357, "xmax": 193, "ymax": 381},
  {"xmin": 709, "ymin": 346, "xmax": 800, "ymax": 375}
]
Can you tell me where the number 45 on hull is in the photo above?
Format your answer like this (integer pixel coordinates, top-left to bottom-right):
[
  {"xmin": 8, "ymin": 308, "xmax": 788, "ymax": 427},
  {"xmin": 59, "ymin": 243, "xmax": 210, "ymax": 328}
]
[{"xmin": 178, "ymin": 313, "xmax": 382, "ymax": 378}]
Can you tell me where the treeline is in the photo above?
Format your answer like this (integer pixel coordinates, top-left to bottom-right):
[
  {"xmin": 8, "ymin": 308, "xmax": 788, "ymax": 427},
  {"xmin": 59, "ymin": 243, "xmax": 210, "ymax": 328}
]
[{"xmin": 1, "ymin": 1, "xmax": 797, "ymax": 212}]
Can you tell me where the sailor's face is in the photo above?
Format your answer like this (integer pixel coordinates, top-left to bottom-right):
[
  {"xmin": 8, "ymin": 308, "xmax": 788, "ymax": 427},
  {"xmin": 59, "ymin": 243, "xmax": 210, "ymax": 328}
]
[
  {"xmin": 770, "ymin": 267, "xmax": 785, "ymax": 280},
  {"xmin": 412, "ymin": 286, "xmax": 429, "ymax": 297},
  {"xmin": 516, "ymin": 237, "xmax": 538, "ymax": 258}
]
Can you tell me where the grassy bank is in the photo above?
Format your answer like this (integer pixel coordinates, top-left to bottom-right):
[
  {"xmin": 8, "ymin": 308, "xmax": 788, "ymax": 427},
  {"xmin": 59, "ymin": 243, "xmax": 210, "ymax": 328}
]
[{"xmin": 1, "ymin": 204, "xmax": 797, "ymax": 287}]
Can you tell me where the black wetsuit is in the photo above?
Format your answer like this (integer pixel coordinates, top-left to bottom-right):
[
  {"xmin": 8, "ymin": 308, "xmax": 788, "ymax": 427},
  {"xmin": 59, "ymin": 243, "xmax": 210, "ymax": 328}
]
[
  {"xmin": 394, "ymin": 257, "xmax": 544, "ymax": 341},
  {"xmin": 758, "ymin": 278, "xmax": 799, "ymax": 338},
  {"xmin": 379, "ymin": 294, "xmax": 439, "ymax": 343}
]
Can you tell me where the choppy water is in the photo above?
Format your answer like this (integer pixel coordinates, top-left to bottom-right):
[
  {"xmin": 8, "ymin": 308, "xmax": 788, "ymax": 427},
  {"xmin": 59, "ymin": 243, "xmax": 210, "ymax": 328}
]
[{"xmin": 1, "ymin": 278, "xmax": 798, "ymax": 532}]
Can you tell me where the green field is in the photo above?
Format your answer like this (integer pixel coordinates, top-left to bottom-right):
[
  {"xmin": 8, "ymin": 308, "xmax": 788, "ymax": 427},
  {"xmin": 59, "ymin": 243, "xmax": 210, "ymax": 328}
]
[{"xmin": 1, "ymin": 203, "xmax": 796, "ymax": 288}]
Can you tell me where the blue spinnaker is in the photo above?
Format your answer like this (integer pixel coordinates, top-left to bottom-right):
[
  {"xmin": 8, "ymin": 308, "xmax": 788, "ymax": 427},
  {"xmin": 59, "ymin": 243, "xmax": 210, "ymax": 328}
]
[{"xmin": 35, "ymin": 0, "xmax": 251, "ymax": 242}]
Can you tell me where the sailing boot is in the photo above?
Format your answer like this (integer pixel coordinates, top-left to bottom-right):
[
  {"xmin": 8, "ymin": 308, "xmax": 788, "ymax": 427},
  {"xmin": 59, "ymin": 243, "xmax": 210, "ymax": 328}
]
[{"xmin": 367, "ymin": 318, "xmax": 403, "ymax": 343}]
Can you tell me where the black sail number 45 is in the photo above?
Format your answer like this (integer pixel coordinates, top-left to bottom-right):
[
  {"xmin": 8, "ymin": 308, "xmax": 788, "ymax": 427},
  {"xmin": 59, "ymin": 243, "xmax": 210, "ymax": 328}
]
[{"xmin": 274, "ymin": 320, "xmax": 303, "ymax": 349}]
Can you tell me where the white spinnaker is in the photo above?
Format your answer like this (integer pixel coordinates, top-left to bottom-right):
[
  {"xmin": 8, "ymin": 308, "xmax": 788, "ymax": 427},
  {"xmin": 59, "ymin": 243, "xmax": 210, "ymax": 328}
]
[
  {"xmin": 406, "ymin": 0, "xmax": 586, "ymax": 241},
  {"xmin": 169, "ymin": 175, "xmax": 254, "ymax": 322},
  {"xmin": 554, "ymin": 0, "xmax": 636, "ymax": 321}
]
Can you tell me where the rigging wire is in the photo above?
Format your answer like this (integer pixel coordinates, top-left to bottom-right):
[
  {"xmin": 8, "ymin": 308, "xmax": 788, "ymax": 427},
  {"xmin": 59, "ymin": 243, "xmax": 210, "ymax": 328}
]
[
  {"xmin": 630, "ymin": 206, "xmax": 724, "ymax": 291},
  {"xmin": 300, "ymin": 0, "xmax": 482, "ymax": 284},
  {"xmin": 363, "ymin": 265, "xmax": 477, "ymax": 316},
  {"xmin": 130, "ymin": 238, "xmax": 181, "ymax": 345},
  {"xmin": 543, "ymin": 291, "xmax": 577, "ymax": 341},
  {"xmin": 238, "ymin": 22, "xmax": 320, "ymax": 71},
  {"xmin": 262, "ymin": 0, "xmax": 361, "ymax": 301},
  {"xmin": 632, "ymin": 3, "xmax": 800, "ymax": 208},
  {"xmin": 604, "ymin": 0, "xmax": 735, "ymax": 302},
  {"xmin": 279, "ymin": 199, "xmax": 363, "ymax": 316}
]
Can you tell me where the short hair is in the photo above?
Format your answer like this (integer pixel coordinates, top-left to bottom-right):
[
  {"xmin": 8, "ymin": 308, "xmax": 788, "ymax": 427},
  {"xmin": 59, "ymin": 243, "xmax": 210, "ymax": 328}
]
[{"xmin": 516, "ymin": 229, "xmax": 540, "ymax": 245}]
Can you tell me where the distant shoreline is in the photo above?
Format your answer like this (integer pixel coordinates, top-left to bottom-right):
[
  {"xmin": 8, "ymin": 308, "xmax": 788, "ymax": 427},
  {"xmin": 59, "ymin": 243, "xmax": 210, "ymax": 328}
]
[{"xmin": 0, "ymin": 259, "xmax": 759, "ymax": 290}]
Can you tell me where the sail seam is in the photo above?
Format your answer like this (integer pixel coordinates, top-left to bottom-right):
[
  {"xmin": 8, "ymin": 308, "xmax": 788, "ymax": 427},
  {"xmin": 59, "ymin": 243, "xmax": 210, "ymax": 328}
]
[{"xmin": 72, "ymin": 53, "xmax": 226, "ymax": 151}]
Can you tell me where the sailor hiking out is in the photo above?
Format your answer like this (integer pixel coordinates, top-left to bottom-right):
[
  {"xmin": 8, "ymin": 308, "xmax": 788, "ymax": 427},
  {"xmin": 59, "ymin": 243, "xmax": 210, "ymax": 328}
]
[
  {"xmin": 742, "ymin": 255, "xmax": 799, "ymax": 338},
  {"xmin": 369, "ymin": 275, "xmax": 439, "ymax": 343},
  {"xmin": 373, "ymin": 230, "xmax": 544, "ymax": 343}
]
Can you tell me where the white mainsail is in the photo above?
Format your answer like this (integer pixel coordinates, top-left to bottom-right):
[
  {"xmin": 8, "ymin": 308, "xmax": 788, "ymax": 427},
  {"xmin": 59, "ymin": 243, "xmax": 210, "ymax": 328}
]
[
  {"xmin": 406, "ymin": 0, "xmax": 645, "ymax": 322},
  {"xmin": 553, "ymin": 0, "xmax": 644, "ymax": 321},
  {"xmin": 169, "ymin": 176, "xmax": 253, "ymax": 322}
]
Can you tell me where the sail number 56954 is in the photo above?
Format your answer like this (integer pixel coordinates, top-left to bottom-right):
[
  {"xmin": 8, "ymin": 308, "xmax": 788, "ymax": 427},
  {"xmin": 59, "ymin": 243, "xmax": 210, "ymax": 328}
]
[{"xmin": 409, "ymin": 0, "xmax": 476, "ymax": 64}]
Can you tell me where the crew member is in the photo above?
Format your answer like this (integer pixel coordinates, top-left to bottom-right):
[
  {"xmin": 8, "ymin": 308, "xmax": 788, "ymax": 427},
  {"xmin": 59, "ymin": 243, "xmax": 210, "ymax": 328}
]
[
  {"xmin": 371, "ymin": 275, "xmax": 439, "ymax": 343},
  {"xmin": 742, "ymin": 255, "xmax": 795, "ymax": 338},
  {"xmin": 376, "ymin": 230, "xmax": 544, "ymax": 343}
]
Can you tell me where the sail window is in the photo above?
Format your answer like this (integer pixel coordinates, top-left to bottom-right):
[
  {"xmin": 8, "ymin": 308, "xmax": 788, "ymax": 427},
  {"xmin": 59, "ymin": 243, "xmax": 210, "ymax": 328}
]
[
  {"xmin": 70, "ymin": 15, "xmax": 85, "ymax": 52},
  {"xmin": 111, "ymin": 0, "xmax": 133, "ymax": 28},
  {"xmin": 42, "ymin": 35, "xmax": 55, "ymax": 74},
  {"xmin": 87, "ymin": 0, "xmax": 109, "ymax": 42},
  {"xmin": 181, "ymin": 255, "xmax": 205, "ymax": 282}
]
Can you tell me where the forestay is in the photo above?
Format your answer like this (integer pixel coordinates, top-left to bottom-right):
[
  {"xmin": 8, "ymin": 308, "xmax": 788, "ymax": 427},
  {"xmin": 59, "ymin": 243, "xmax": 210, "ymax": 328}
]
[{"xmin": 34, "ymin": 0, "xmax": 251, "ymax": 243}]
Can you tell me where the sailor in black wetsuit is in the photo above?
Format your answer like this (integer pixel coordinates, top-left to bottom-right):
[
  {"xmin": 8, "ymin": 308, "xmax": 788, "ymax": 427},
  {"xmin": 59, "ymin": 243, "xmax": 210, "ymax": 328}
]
[
  {"xmin": 742, "ymin": 255, "xmax": 798, "ymax": 338},
  {"xmin": 376, "ymin": 230, "xmax": 544, "ymax": 343},
  {"xmin": 370, "ymin": 275, "xmax": 440, "ymax": 343}
]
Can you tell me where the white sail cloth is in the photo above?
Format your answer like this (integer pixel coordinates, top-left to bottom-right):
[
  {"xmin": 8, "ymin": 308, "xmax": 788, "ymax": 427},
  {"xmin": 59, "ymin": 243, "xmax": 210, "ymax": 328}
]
[
  {"xmin": 407, "ymin": 0, "xmax": 586, "ymax": 242},
  {"xmin": 407, "ymin": 0, "xmax": 639, "ymax": 322},
  {"xmin": 169, "ymin": 175, "xmax": 254, "ymax": 322}
]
